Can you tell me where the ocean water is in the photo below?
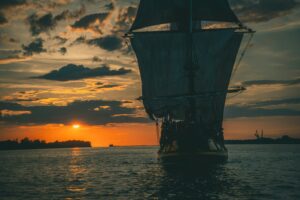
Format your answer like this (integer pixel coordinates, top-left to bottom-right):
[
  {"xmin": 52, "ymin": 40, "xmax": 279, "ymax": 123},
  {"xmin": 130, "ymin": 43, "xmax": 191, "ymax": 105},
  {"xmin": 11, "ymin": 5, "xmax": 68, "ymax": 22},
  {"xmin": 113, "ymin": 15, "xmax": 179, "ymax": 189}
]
[{"xmin": 0, "ymin": 145, "xmax": 299, "ymax": 200}]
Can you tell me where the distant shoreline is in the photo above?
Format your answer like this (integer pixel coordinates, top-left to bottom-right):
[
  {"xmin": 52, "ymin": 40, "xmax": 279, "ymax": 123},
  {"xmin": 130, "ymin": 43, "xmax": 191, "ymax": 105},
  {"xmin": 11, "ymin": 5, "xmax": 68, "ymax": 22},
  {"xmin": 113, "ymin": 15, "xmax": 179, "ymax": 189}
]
[
  {"xmin": 0, "ymin": 138, "xmax": 91, "ymax": 151},
  {"xmin": 225, "ymin": 135, "xmax": 300, "ymax": 144},
  {"xmin": 1, "ymin": 136, "xmax": 299, "ymax": 151},
  {"xmin": 103, "ymin": 135, "xmax": 300, "ymax": 147}
]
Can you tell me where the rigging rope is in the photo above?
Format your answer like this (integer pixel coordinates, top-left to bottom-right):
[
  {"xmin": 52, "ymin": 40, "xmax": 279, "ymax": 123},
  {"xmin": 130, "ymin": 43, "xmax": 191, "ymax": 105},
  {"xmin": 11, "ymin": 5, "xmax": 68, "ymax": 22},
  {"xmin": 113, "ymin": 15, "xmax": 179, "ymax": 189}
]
[{"xmin": 232, "ymin": 32, "xmax": 254, "ymax": 77}]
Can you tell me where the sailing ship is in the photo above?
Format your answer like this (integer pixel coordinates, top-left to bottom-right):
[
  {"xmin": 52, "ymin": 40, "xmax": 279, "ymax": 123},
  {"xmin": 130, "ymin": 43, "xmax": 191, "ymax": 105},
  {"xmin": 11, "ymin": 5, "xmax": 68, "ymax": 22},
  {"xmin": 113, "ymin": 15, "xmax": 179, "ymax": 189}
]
[{"xmin": 126, "ymin": 0, "xmax": 254, "ymax": 161}]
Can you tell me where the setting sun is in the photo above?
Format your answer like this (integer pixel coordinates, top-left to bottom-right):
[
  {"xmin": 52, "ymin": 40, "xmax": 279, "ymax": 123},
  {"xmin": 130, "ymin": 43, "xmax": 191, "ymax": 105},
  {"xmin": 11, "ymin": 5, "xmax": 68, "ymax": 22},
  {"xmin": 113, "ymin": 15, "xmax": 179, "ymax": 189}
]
[{"xmin": 72, "ymin": 124, "xmax": 80, "ymax": 129}]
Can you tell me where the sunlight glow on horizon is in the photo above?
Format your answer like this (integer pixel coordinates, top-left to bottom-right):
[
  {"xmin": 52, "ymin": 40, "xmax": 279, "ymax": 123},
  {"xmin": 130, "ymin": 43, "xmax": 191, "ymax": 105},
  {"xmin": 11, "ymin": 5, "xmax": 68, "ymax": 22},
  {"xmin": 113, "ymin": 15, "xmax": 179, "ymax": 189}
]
[
  {"xmin": 72, "ymin": 124, "xmax": 80, "ymax": 129},
  {"xmin": 1, "ymin": 117, "xmax": 300, "ymax": 147}
]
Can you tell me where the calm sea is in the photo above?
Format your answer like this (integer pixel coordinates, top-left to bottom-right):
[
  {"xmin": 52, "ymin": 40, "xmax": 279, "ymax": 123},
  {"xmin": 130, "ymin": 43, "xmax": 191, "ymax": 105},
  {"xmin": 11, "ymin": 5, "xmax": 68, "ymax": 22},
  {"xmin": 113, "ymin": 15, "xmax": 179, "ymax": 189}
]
[{"xmin": 0, "ymin": 145, "xmax": 299, "ymax": 200}]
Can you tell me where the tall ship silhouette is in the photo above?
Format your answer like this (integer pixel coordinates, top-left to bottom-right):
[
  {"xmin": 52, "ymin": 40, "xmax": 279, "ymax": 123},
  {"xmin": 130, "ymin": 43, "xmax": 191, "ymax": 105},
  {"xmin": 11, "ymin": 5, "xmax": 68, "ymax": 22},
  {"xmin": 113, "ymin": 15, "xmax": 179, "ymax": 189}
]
[{"xmin": 126, "ymin": 0, "xmax": 254, "ymax": 161}]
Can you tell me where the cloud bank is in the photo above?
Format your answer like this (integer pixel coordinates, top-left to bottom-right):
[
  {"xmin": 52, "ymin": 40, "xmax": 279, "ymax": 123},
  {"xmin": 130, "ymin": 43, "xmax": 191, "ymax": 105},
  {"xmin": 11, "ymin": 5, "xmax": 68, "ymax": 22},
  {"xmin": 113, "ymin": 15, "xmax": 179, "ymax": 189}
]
[
  {"xmin": 35, "ymin": 64, "xmax": 132, "ymax": 81},
  {"xmin": 27, "ymin": 5, "xmax": 85, "ymax": 36},
  {"xmin": 230, "ymin": 0, "xmax": 299, "ymax": 23},
  {"xmin": 225, "ymin": 97, "xmax": 300, "ymax": 118},
  {"xmin": 22, "ymin": 38, "xmax": 46, "ymax": 56},
  {"xmin": 88, "ymin": 35, "xmax": 123, "ymax": 51},
  {"xmin": 0, "ymin": 0, "xmax": 27, "ymax": 9},
  {"xmin": 0, "ymin": 100, "xmax": 149, "ymax": 125},
  {"xmin": 242, "ymin": 78, "xmax": 300, "ymax": 87},
  {"xmin": 71, "ymin": 13, "xmax": 109, "ymax": 28},
  {"xmin": 70, "ymin": 35, "xmax": 123, "ymax": 51}
]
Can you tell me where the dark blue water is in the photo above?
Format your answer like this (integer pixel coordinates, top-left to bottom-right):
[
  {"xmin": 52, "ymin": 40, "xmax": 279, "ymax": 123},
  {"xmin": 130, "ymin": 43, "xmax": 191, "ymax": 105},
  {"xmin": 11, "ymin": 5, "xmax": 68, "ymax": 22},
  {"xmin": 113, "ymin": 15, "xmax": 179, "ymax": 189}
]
[{"xmin": 0, "ymin": 145, "xmax": 299, "ymax": 199}]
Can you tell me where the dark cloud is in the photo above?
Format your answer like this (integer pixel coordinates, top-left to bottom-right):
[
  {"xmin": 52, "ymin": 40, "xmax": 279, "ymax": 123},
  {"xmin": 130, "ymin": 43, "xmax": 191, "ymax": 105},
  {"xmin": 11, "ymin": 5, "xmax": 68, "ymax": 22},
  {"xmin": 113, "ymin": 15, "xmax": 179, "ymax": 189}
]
[
  {"xmin": 242, "ymin": 78, "xmax": 300, "ymax": 87},
  {"xmin": 53, "ymin": 36, "xmax": 67, "ymax": 45},
  {"xmin": 225, "ymin": 105, "xmax": 300, "ymax": 118},
  {"xmin": 89, "ymin": 83, "xmax": 120, "ymax": 92},
  {"xmin": 0, "ymin": 12, "xmax": 8, "ymax": 25},
  {"xmin": 92, "ymin": 56, "xmax": 102, "ymax": 62},
  {"xmin": 27, "ymin": 6, "xmax": 85, "ymax": 36},
  {"xmin": 113, "ymin": 6, "xmax": 137, "ymax": 33},
  {"xmin": 80, "ymin": 0, "xmax": 95, "ymax": 3},
  {"xmin": 225, "ymin": 97, "xmax": 300, "ymax": 118},
  {"xmin": 58, "ymin": 47, "xmax": 67, "ymax": 55},
  {"xmin": 54, "ymin": 4, "xmax": 85, "ymax": 21},
  {"xmin": 34, "ymin": 0, "xmax": 72, "ymax": 9},
  {"xmin": 0, "ymin": 0, "xmax": 27, "ymax": 9},
  {"xmin": 71, "ymin": 13, "xmax": 109, "ymax": 29},
  {"xmin": 105, "ymin": 2, "xmax": 114, "ymax": 11},
  {"xmin": 88, "ymin": 35, "xmax": 123, "ymax": 51},
  {"xmin": 4, "ymin": 97, "xmax": 40, "ymax": 102},
  {"xmin": 27, "ymin": 13, "xmax": 57, "ymax": 36},
  {"xmin": 0, "ymin": 101, "xmax": 24, "ymax": 110},
  {"xmin": 0, "ymin": 100, "xmax": 149, "ymax": 125},
  {"xmin": 95, "ymin": 82, "xmax": 104, "ymax": 86},
  {"xmin": 9, "ymin": 38, "xmax": 19, "ymax": 43},
  {"xmin": 97, "ymin": 84, "xmax": 119, "ymax": 89},
  {"xmin": 253, "ymin": 98, "xmax": 300, "ymax": 107},
  {"xmin": 70, "ymin": 35, "xmax": 123, "ymax": 51},
  {"xmin": 70, "ymin": 35, "xmax": 86, "ymax": 46},
  {"xmin": 230, "ymin": 0, "xmax": 299, "ymax": 23},
  {"xmin": 226, "ymin": 78, "xmax": 300, "ymax": 119},
  {"xmin": 22, "ymin": 38, "xmax": 46, "ymax": 56},
  {"xmin": 35, "ymin": 64, "xmax": 131, "ymax": 81}
]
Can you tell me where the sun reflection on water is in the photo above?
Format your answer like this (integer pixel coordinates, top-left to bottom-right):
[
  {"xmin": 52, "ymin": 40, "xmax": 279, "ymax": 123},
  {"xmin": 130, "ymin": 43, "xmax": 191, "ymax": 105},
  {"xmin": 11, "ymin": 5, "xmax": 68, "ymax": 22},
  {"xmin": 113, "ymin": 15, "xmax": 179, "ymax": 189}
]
[{"xmin": 66, "ymin": 148, "xmax": 87, "ymax": 195}]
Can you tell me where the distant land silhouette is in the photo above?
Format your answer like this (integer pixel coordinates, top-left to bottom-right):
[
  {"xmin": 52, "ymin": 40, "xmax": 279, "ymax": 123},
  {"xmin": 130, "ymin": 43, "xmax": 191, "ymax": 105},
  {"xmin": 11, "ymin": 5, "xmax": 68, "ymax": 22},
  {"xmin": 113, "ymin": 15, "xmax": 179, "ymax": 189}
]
[
  {"xmin": 0, "ymin": 138, "xmax": 91, "ymax": 150},
  {"xmin": 225, "ymin": 135, "xmax": 300, "ymax": 144}
]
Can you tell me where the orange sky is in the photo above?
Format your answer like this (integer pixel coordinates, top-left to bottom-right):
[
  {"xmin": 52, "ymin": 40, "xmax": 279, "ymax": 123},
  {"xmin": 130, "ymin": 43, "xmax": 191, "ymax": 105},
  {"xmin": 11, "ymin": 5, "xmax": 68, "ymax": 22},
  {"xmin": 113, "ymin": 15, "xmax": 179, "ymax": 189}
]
[
  {"xmin": 1, "ymin": 116, "xmax": 299, "ymax": 147},
  {"xmin": 0, "ymin": 123, "xmax": 157, "ymax": 147}
]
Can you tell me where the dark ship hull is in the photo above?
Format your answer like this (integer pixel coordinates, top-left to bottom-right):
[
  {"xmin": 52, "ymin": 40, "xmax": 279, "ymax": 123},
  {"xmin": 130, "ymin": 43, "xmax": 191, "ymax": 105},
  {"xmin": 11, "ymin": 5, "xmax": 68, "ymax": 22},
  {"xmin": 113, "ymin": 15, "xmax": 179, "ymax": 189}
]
[
  {"xmin": 158, "ymin": 149, "xmax": 228, "ymax": 163},
  {"xmin": 157, "ymin": 121, "xmax": 228, "ymax": 162}
]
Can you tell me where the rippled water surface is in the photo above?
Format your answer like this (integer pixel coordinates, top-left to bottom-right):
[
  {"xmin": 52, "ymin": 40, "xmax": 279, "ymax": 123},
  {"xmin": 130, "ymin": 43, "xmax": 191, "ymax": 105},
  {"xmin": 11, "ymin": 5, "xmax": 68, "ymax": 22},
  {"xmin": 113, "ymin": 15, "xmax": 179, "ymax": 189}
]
[{"xmin": 0, "ymin": 145, "xmax": 299, "ymax": 199}]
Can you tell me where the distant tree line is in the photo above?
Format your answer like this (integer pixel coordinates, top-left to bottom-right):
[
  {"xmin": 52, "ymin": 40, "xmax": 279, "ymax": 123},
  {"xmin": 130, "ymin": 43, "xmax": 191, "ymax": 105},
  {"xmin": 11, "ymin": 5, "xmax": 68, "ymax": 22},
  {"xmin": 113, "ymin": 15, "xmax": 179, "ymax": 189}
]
[{"xmin": 0, "ymin": 138, "xmax": 91, "ymax": 150}]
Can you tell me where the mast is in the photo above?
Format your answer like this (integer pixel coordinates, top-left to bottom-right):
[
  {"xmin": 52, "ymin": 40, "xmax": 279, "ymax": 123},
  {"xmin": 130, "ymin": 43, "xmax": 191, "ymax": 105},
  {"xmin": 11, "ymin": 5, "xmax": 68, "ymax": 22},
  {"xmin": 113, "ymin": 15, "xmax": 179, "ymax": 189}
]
[{"xmin": 187, "ymin": 0, "xmax": 196, "ymax": 122}]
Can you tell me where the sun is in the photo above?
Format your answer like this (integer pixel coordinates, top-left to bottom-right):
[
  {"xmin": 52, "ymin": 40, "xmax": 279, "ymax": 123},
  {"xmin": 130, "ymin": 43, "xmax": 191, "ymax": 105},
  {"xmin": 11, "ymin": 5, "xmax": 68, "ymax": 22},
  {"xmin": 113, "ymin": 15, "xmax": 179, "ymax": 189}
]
[{"xmin": 72, "ymin": 124, "xmax": 80, "ymax": 129}]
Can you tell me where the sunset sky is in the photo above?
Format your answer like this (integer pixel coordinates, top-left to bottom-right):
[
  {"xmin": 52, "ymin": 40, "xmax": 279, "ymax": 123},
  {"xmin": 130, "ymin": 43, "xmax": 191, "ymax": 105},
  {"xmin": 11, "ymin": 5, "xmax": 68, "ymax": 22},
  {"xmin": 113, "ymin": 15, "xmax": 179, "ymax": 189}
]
[{"xmin": 0, "ymin": 0, "xmax": 300, "ymax": 147}]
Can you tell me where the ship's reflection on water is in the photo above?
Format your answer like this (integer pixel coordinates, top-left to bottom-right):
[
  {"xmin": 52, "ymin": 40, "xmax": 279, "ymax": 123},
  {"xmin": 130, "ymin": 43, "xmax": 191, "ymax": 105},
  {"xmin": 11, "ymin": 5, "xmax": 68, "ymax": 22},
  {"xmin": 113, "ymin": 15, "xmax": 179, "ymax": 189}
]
[{"xmin": 154, "ymin": 162, "xmax": 252, "ymax": 199}]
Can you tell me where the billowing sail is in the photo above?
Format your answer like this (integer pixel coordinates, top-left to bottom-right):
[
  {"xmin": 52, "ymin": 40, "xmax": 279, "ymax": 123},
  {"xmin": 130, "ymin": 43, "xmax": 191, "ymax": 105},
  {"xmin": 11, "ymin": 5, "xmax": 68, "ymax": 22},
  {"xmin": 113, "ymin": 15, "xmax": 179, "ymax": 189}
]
[
  {"xmin": 131, "ymin": 29, "xmax": 243, "ymax": 121},
  {"xmin": 131, "ymin": 0, "xmax": 239, "ymax": 31}
]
